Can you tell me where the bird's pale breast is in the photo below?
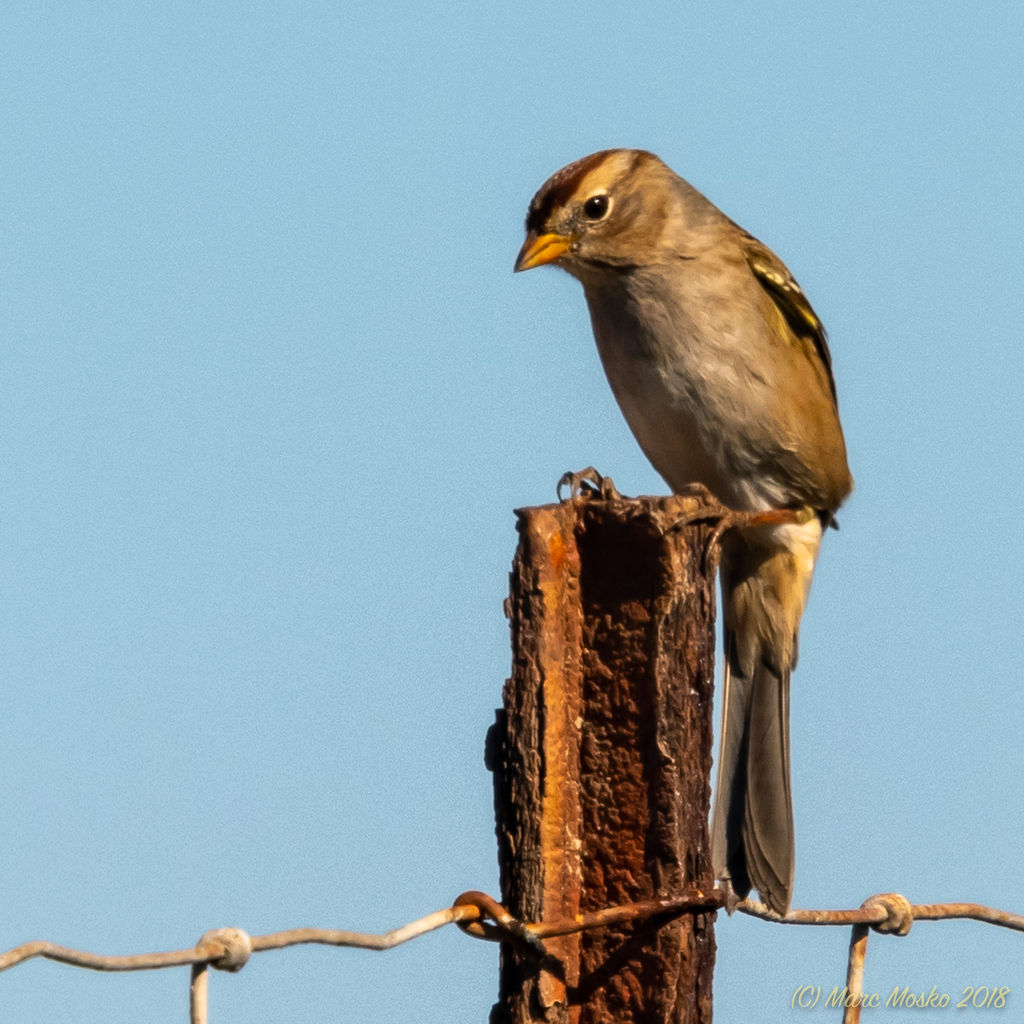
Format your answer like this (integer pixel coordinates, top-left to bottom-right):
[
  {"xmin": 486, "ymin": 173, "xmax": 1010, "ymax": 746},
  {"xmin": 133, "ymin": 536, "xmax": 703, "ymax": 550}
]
[{"xmin": 583, "ymin": 266, "xmax": 806, "ymax": 511}]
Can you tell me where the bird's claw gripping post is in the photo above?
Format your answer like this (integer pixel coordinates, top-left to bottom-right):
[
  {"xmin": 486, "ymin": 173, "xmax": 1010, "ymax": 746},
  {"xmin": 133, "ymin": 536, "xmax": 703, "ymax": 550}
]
[{"xmin": 556, "ymin": 467, "xmax": 624, "ymax": 503}]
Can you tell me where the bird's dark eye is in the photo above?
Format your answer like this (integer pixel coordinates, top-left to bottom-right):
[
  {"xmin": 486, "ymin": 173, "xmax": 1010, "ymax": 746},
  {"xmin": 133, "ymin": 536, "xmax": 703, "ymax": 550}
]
[{"xmin": 583, "ymin": 194, "xmax": 610, "ymax": 220}]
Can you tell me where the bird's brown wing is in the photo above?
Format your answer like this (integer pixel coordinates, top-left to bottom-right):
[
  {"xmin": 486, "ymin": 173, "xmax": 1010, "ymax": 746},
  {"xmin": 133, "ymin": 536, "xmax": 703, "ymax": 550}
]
[{"xmin": 742, "ymin": 236, "xmax": 839, "ymax": 407}]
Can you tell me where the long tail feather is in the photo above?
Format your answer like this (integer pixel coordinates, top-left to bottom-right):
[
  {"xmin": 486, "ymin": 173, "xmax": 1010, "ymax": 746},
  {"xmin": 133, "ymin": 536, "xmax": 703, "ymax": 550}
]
[{"xmin": 711, "ymin": 519, "xmax": 821, "ymax": 914}]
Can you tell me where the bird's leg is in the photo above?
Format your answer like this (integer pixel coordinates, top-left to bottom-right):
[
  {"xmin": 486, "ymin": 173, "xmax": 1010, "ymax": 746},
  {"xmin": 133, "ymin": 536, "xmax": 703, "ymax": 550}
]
[
  {"xmin": 556, "ymin": 467, "xmax": 625, "ymax": 502},
  {"xmin": 670, "ymin": 495, "xmax": 815, "ymax": 573}
]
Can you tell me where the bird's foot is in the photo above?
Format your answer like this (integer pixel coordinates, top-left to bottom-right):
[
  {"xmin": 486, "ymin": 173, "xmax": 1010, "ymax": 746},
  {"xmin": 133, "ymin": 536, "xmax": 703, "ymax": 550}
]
[
  {"xmin": 667, "ymin": 481, "xmax": 720, "ymax": 506},
  {"xmin": 556, "ymin": 467, "xmax": 625, "ymax": 502},
  {"xmin": 670, "ymin": 496, "xmax": 815, "ymax": 572}
]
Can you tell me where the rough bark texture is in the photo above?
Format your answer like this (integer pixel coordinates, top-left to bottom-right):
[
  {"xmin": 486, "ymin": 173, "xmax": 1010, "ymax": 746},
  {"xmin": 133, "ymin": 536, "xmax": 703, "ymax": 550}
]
[{"xmin": 488, "ymin": 495, "xmax": 718, "ymax": 1024}]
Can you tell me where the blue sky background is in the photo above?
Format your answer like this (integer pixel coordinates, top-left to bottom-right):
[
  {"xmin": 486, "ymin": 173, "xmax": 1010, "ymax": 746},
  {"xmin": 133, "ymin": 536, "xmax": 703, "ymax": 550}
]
[{"xmin": 2, "ymin": 2, "xmax": 1023, "ymax": 1021}]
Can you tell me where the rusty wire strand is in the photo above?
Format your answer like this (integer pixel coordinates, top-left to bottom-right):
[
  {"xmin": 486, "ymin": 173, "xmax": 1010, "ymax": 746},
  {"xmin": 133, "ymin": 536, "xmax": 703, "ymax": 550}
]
[
  {"xmin": 0, "ymin": 905, "xmax": 480, "ymax": 974},
  {"xmin": 190, "ymin": 963, "xmax": 208, "ymax": 1024},
  {"xmin": 738, "ymin": 894, "xmax": 1024, "ymax": 934},
  {"xmin": 842, "ymin": 925, "xmax": 871, "ymax": 1024},
  {"xmin": 4, "ymin": 889, "xmax": 1023, "ymax": 977},
  {"xmin": 4, "ymin": 887, "xmax": 1024, "ymax": 1024}
]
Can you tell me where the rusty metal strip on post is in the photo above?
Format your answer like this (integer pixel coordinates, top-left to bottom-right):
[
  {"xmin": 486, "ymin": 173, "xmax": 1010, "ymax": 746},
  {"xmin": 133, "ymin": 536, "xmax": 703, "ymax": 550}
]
[{"xmin": 490, "ymin": 494, "xmax": 719, "ymax": 1024}]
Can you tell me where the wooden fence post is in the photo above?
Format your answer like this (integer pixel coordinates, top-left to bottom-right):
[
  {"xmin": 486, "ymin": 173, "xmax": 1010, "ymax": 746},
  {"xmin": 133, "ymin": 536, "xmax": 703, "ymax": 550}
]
[{"xmin": 488, "ymin": 494, "xmax": 719, "ymax": 1024}]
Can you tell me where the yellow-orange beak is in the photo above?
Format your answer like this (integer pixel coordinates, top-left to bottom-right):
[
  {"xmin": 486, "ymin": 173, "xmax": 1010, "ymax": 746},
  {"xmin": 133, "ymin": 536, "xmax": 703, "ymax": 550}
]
[{"xmin": 514, "ymin": 231, "xmax": 571, "ymax": 272}]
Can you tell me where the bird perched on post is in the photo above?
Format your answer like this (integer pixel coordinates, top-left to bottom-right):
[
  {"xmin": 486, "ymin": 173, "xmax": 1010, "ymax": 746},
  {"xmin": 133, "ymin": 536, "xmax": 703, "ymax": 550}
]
[{"xmin": 514, "ymin": 149, "xmax": 852, "ymax": 915}]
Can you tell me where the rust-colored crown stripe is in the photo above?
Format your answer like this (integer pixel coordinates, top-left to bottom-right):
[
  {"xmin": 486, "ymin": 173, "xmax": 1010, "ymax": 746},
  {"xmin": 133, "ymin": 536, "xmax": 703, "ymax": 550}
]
[{"xmin": 525, "ymin": 149, "xmax": 651, "ymax": 230}]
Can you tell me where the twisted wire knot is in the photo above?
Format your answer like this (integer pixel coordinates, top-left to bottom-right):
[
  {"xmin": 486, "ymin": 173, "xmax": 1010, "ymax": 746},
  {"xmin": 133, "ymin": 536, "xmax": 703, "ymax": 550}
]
[
  {"xmin": 863, "ymin": 892, "xmax": 913, "ymax": 936},
  {"xmin": 196, "ymin": 928, "xmax": 253, "ymax": 972}
]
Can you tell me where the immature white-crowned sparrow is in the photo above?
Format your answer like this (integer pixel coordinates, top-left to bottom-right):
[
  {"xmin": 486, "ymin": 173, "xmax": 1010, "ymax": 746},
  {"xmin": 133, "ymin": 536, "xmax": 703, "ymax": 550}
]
[{"xmin": 515, "ymin": 149, "xmax": 852, "ymax": 915}]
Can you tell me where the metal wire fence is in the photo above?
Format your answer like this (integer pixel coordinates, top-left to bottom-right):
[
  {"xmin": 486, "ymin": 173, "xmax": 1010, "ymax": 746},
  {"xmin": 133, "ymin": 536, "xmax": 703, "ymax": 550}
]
[{"xmin": 3, "ymin": 887, "xmax": 1022, "ymax": 1024}]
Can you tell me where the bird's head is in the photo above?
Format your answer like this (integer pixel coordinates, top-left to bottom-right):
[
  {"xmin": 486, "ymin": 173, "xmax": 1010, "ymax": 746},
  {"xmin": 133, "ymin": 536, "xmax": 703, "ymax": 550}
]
[{"xmin": 515, "ymin": 149, "xmax": 693, "ymax": 278}]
